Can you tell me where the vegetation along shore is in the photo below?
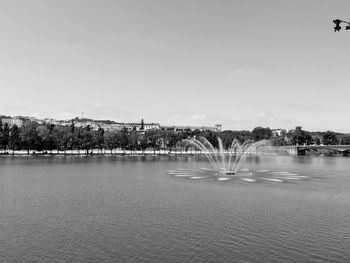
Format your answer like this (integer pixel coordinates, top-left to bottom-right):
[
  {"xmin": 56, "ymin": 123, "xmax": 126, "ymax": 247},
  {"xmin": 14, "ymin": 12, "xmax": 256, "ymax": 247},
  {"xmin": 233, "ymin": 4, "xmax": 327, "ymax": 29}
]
[{"xmin": 0, "ymin": 117, "xmax": 349, "ymax": 156}]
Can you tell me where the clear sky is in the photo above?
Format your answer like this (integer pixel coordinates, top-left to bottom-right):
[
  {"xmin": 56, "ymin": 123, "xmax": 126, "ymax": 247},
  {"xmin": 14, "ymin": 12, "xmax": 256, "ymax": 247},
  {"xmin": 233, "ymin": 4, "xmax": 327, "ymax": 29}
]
[{"xmin": 0, "ymin": 0, "xmax": 349, "ymax": 132}]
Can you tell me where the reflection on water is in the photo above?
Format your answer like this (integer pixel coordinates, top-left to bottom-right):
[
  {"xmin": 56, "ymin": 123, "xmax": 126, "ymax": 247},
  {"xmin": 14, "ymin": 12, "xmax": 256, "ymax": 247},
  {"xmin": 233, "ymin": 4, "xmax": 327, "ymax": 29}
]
[
  {"xmin": 0, "ymin": 155, "xmax": 350, "ymax": 263},
  {"xmin": 168, "ymin": 166, "xmax": 310, "ymax": 184}
]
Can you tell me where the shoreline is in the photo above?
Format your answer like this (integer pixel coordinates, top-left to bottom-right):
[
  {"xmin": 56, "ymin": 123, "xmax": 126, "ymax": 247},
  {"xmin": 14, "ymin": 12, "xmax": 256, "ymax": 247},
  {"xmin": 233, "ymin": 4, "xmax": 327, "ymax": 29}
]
[
  {"xmin": 0, "ymin": 150, "xmax": 199, "ymax": 157},
  {"xmin": 0, "ymin": 150, "xmax": 345, "ymax": 158}
]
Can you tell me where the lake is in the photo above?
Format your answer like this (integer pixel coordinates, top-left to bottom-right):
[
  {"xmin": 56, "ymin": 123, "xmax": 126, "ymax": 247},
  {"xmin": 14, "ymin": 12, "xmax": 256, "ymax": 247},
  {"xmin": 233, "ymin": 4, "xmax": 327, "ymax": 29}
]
[{"xmin": 0, "ymin": 155, "xmax": 349, "ymax": 262}]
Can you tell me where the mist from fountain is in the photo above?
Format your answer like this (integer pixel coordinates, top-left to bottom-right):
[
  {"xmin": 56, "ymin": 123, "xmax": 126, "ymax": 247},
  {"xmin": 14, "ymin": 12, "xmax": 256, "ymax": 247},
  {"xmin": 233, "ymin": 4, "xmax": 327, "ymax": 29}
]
[{"xmin": 184, "ymin": 137, "xmax": 269, "ymax": 174}]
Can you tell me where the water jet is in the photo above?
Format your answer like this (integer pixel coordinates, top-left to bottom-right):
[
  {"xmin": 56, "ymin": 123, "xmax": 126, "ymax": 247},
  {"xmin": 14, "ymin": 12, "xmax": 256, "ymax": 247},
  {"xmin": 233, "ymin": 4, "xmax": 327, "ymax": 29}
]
[{"xmin": 185, "ymin": 137, "xmax": 269, "ymax": 175}]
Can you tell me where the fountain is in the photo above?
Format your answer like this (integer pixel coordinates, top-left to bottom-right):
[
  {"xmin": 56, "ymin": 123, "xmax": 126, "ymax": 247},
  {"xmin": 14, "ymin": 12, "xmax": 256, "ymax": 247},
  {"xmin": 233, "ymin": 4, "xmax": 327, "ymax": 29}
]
[
  {"xmin": 184, "ymin": 137, "xmax": 269, "ymax": 175},
  {"xmin": 168, "ymin": 137, "xmax": 310, "ymax": 183}
]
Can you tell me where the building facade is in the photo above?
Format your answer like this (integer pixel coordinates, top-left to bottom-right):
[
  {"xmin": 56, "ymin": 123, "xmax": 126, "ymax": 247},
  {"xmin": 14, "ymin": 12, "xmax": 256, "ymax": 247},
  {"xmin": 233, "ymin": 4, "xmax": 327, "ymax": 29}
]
[
  {"xmin": 1, "ymin": 118, "xmax": 24, "ymax": 127},
  {"xmin": 161, "ymin": 124, "xmax": 222, "ymax": 133}
]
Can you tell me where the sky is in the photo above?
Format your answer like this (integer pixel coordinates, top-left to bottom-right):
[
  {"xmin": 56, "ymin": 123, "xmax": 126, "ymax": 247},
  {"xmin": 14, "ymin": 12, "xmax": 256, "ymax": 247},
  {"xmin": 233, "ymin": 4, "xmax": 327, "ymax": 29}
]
[{"xmin": 0, "ymin": 0, "xmax": 350, "ymax": 132}]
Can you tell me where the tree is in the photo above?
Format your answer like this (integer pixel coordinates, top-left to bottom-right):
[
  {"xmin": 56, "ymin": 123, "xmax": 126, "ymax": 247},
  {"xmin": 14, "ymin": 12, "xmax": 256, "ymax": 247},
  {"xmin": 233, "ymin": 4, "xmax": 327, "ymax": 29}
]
[
  {"xmin": 36, "ymin": 125, "xmax": 48, "ymax": 152},
  {"xmin": 202, "ymin": 131, "xmax": 218, "ymax": 148},
  {"xmin": 21, "ymin": 122, "xmax": 39, "ymax": 154},
  {"xmin": 287, "ymin": 126, "xmax": 313, "ymax": 145},
  {"xmin": 191, "ymin": 129, "xmax": 201, "ymax": 137},
  {"xmin": 37, "ymin": 124, "xmax": 57, "ymax": 153},
  {"xmin": 270, "ymin": 136, "xmax": 287, "ymax": 146},
  {"xmin": 323, "ymin": 131, "xmax": 339, "ymax": 145},
  {"xmin": 145, "ymin": 129, "xmax": 161, "ymax": 154},
  {"xmin": 8, "ymin": 124, "xmax": 21, "ymax": 154},
  {"xmin": 1, "ymin": 122, "xmax": 10, "ymax": 152},
  {"xmin": 251, "ymin": 126, "xmax": 272, "ymax": 141},
  {"xmin": 95, "ymin": 128, "xmax": 105, "ymax": 154},
  {"xmin": 128, "ymin": 130, "xmax": 139, "ymax": 153},
  {"xmin": 176, "ymin": 140, "xmax": 188, "ymax": 154},
  {"xmin": 219, "ymin": 130, "xmax": 251, "ymax": 149},
  {"xmin": 139, "ymin": 134, "xmax": 148, "ymax": 154},
  {"xmin": 70, "ymin": 120, "xmax": 75, "ymax": 133},
  {"xmin": 314, "ymin": 137, "xmax": 321, "ymax": 145},
  {"xmin": 54, "ymin": 126, "xmax": 70, "ymax": 154},
  {"xmin": 163, "ymin": 130, "xmax": 178, "ymax": 153},
  {"xmin": 339, "ymin": 134, "xmax": 350, "ymax": 145},
  {"xmin": 119, "ymin": 128, "xmax": 129, "ymax": 154},
  {"xmin": 0, "ymin": 120, "xmax": 3, "ymax": 152},
  {"xmin": 140, "ymin": 118, "xmax": 144, "ymax": 130},
  {"xmin": 104, "ymin": 130, "xmax": 121, "ymax": 154},
  {"xmin": 81, "ymin": 125, "xmax": 93, "ymax": 154}
]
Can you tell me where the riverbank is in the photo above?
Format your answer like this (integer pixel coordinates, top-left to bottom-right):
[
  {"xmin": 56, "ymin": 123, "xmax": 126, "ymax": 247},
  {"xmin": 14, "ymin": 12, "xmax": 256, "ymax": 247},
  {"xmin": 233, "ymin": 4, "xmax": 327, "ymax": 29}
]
[
  {"xmin": 0, "ymin": 148, "xmax": 346, "ymax": 157},
  {"xmin": 0, "ymin": 149, "xmax": 199, "ymax": 157}
]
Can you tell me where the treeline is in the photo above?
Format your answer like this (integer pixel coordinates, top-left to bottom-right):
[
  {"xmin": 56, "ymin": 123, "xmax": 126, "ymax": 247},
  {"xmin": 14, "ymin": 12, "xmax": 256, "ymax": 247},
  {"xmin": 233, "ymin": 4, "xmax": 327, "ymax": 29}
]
[
  {"xmin": 0, "ymin": 121, "xmax": 349, "ymax": 155},
  {"xmin": 0, "ymin": 121, "xmax": 202, "ymax": 155},
  {"xmin": 248, "ymin": 126, "xmax": 350, "ymax": 146}
]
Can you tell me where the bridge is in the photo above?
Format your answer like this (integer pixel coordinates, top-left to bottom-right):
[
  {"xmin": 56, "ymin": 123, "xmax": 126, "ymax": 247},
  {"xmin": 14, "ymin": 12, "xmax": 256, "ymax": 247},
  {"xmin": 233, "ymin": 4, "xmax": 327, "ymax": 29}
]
[{"xmin": 287, "ymin": 145, "xmax": 350, "ymax": 156}]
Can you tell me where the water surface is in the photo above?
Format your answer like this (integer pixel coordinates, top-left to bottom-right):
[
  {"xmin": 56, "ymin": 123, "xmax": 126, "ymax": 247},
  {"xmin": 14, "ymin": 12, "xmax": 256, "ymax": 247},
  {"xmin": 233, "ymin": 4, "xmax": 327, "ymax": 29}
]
[{"xmin": 0, "ymin": 155, "xmax": 349, "ymax": 262}]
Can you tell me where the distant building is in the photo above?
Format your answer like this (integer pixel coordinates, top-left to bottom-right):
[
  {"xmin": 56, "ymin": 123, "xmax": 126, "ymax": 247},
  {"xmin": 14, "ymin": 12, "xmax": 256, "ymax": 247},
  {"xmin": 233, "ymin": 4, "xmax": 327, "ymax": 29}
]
[
  {"xmin": 43, "ymin": 118, "xmax": 60, "ymax": 126},
  {"xmin": 121, "ymin": 122, "xmax": 160, "ymax": 132},
  {"xmin": 215, "ymin": 124, "xmax": 222, "ymax": 132},
  {"xmin": 71, "ymin": 119, "xmax": 160, "ymax": 132},
  {"xmin": 1, "ymin": 118, "xmax": 23, "ymax": 127},
  {"xmin": 28, "ymin": 117, "xmax": 43, "ymax": 124},
  {"xmin": 0, "ymin": 115, "xmax": 222, "ymax": 135},
  {"xmin": 161, "ymin": 124, "xmax": 222, "ymax": 133},
  {"xmin": 272, "ymin": 128, "xmax": 288, "ymax": 137},
  {"xmin": 73, "ymin": 120, "xmax": 100, "ymax": 130},
  {"xmin": 60, "ymin": 121, "xmax": 73, "ymax": 126},
  {"xmin": 143, "ymin": 123, "xmax": 161, "ymax": 131},
  {"xmin": 100, "ymin": 123, "xmax": 123, "ymax": 131}
]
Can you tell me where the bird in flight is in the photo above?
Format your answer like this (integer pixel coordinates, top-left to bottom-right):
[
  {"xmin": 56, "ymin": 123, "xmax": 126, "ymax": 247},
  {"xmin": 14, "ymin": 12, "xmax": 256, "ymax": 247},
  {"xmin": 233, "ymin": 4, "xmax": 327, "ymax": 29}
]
[
  {"xmin": 333, "ymin": 19, "xmax": 342, "ymax": 32},
  {"xmin": 333, "ymin": 19, "xmax": 350, "ymax": 32}
]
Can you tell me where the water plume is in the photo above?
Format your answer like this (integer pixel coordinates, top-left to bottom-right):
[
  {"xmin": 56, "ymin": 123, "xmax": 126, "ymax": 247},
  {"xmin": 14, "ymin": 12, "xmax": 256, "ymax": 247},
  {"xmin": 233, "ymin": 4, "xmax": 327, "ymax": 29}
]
[{"xmin": 184, "ymin": 137, "xmax": 269, "ymax": 174}]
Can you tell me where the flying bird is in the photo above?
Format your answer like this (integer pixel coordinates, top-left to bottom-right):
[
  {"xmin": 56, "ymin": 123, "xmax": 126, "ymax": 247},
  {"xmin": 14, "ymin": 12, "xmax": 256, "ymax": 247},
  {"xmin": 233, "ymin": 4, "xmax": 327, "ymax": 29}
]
[
  {"xmin": 333, "ymin": 19, "xmax": 350, "ymax": 32},
  {"xmin": 333, "ymin": 19, "xmax": 342, "ymax": 32}
]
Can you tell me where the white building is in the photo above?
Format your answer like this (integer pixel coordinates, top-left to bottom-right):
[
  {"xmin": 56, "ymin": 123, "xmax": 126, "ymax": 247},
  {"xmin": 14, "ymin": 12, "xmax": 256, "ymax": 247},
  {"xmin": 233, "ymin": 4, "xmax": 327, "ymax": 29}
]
[
  {"xmin": 1, "ymin": 118, "xmax": 23, "ymax": 127},
  {"xmin": 161, "ymin": 124, "xmax": 222, "ymax": 133},
  {"xmin": 272, "ymin": 128, "xmax": 288, "ymax": 137},
  {"xmin": 120, "ymin": 123, "xmax": 160, "ymax": 131}
]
